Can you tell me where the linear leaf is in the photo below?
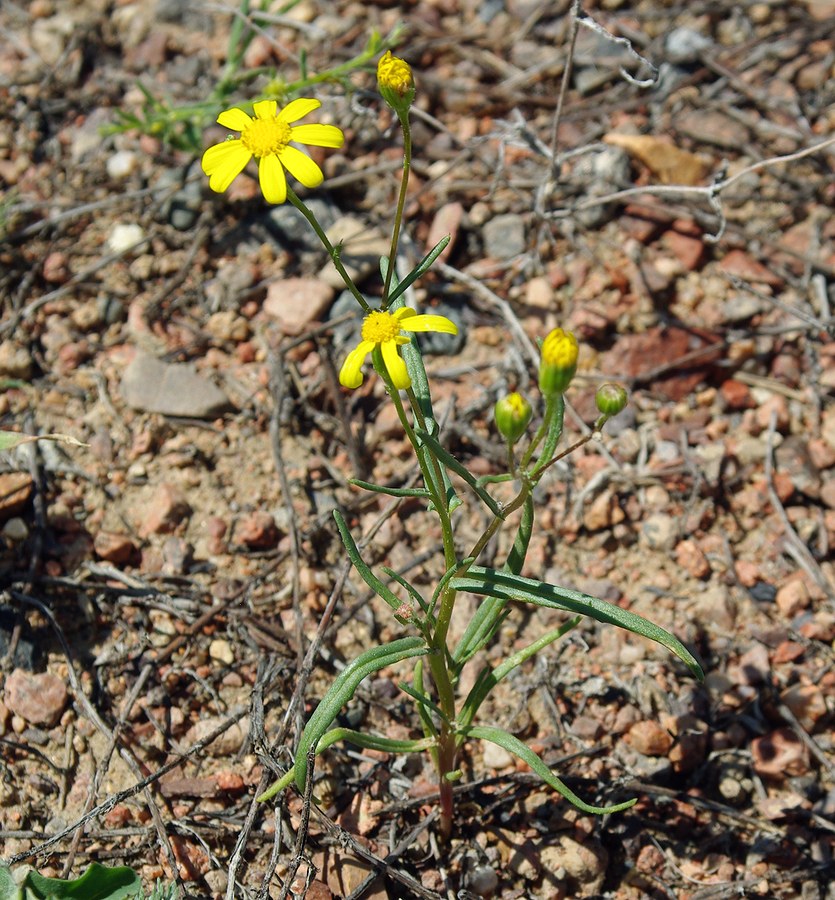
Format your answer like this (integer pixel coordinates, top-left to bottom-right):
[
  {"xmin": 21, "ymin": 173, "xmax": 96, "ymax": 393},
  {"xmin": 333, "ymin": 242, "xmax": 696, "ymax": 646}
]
[
  {"xmin": 333, "ymin": 509, "xmax": 407, "ymax": 616},
  {"xmin": 415, "ymin": 429, "xmax": 504, "ymax": 518},
  {"xmin": 387, "ymin": 236, "xmax": 451, "ymax": 305},
  {"xmin": 463, "ymin": 725, "xmax": 636, "ymax": 814},
  {"xmin": 349, "ymin": 478, "xmax": 431, "ymax": 499},
  {"xmin": 452, "ymin": 566, "xmax": 703, "ymax": 679},
  {"xmin": 293, "ymin": 637, "xmax": 428, "ymax": 790},
  {"xmin": 458, "ymin": 618, "xmax": 580, "ymax": 729},
  {"xmin": 259, "ymin": 725, "xmax": 435, "ymax": 802}
]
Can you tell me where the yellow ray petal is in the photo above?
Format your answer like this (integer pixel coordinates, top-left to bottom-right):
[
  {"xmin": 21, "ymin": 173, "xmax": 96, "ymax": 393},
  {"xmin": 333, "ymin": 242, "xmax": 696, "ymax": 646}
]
[
  {"xmin": 279, "ymin": 97, "xmax": 321, "ymax": 124},
  {"xmin": 259, "ymin": 154, "xmax": 287, "ymax": 204},
  {"xmin": 339, "ymin": 340, "xmax": 375, "ymax": 389},
  {"xmin": 217, "ymin": 108, "xmax": 253, "ymax": 132},
  {"xmin": 290, "ymin": 123, "xmax": 345, "ymax": 149},
  {"xmin": 201, "ymin": 141, "xmax": 251, "ymax": 193},
  {"xmin": 400, "ymin": 314, "xmax": 458, "ymax": 335},
  {"xmin": 278, "ymin": 145, "xmax": 323, "ymax": 189},
  {"xmin": 382, "ymin": 339, "xmax": 410, "ymax": 390},
  {"xmin": 253, "ymin": 99, "xmax": 278, "ymax": 120}
]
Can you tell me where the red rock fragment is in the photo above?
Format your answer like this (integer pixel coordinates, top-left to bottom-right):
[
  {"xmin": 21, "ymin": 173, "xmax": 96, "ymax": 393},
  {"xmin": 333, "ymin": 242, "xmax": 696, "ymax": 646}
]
[
  {"xmin": 662, "ymin": 229, "xmax": 705, "ymax": 271},
  {"xmin": 0, "ymin": 472, "xmax": 34, "ymax": 523},
  {"xmin": 625, "ymin": 720, "xmax": 673, "ymax": 756},
  {"xmin": 426, "ymin": 202, "xmax": 463, "ymax": 263},
  {"xmin": 42, "ymin": 251, "xmax": 70, "ymax": 284},
  {"xmin": 139, "ymin": 484, "xmax": 192, "ymax": 538},
  {"xmin": 94, "ymin": 531, "xmax": 137, "ymax": 564},
  {"xmin": 214, "ymin": 771, "xmax": 245, "ymax": 793},
  {"xmin": 771, "ymin": 641, "xmax": 806, "ymax": 665},
  {"xmin": 718, "ymin": 249, "xmax": 783, "ymax": 287},
  {"xmin": 781, "ymin": 684, "xmax": 827, "ymax": 732},
  {"xmin": 751, "ymin": 728, "xmax": 809, "ymax": 779},
  {"xmin": 720, "ymin": 379, "xmax": 754, "ymax": 410},
  {"xmin": 233, "ymin": 511, "xmax": 280, "ymax": 550},
  {"xmin": 775, "ymin": 577, "xmax": 811, "ymax": 618},
  {"xmin": 4, "ymin": 669, "xmax": 68, "ymax": 727},
  {"xmin": 675, "ymin": 539, "xmax": 711, "ymax": 579},
  {"xmin": 104, "ymin": 804, "xmax": 133, "ymax": 828}
]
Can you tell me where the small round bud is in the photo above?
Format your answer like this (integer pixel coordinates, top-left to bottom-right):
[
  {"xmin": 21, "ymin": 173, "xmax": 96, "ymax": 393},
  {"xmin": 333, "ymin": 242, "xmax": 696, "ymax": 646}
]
[
  {"xmin": 377, "ymin": 51, "xmax": 415, "ymax": 114},
  {"xmin": 595, "ymin": 383, "xmax": 628, "ymax": 416},
  {"xmin": 539, "ymin": 328, "xmax": 578, "ymax": 396},
  {"xmin": 494, "ymin": 392, "xmax": 532, "ymax": 444}
]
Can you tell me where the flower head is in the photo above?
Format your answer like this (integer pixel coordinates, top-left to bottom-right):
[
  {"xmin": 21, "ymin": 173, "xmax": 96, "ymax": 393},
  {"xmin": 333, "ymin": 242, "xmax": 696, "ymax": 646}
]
[
  {"xmin": 201, "ymin": 98, "xmax": 344, "ymax": 204},
  {"xmin": 339, "ymin": 307, "xmax": 457, "ymax": 391},
  {"xmin": 595, "ymin": 383, "xmax": 628, "ymax": 417},
  {"xmin": 377, "ymin": 51, "xmax": 415, "ymax": 113},
  {"xmin": 495, "ymin": 392, "xmax": 532, "ymax": 444},
  {"xmin": 539, "ymin": 328, "xmax": 579, "ymax": 396}
]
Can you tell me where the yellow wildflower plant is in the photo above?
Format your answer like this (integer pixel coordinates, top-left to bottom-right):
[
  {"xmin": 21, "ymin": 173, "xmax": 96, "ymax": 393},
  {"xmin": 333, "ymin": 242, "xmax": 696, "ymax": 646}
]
[
  {"xmin": 339, "ymin": 307, "xmax": 457, "ymax": 391},
  {"xmin": 201, "ymin": 98, "xmax": 344, "ymax": 204}
]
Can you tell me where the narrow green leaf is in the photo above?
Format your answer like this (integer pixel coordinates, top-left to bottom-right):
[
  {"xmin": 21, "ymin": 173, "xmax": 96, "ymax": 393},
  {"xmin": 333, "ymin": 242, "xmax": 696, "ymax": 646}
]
[
  {"xmin": 24, "ymin": 863, "xmax": 141, "ymax": 899},
  {"xmin": 387, "ymin": 236, "xmax": 451, "ymax": 305},
  {"xmin": 463, "ymin": 725, "xmax": 636, "ymax": 814},
  {"xmin": 397, "ymin": 682, "xmax": 448, "ymax": 724},
  {"xmin": 380, "ymin": 566, "xmax": 429, "ymax": 615},
  {"xmin": 413, "ymin": 659, "xmax": 439, "ymax": 757},
  {"xmin": 349, "ymin": 478, "xmax": 431, "ymax": 499},
  {"xmin": 452, "ymin": 566, "xmax": 704, "ymax": 679},
  {"xmin": 293, "ymin": 637, "xmax": 428, "ymax": 790},
  {"xmin": 258, "ymin": 725, "xmax": 436, "ymax": 802},
  {"xmin": 333, "ymin": 510, "xmax": 407, "ymax": 616},
  {"xmin": 458, "ymin": 618, "xmax": 581, "ymax": 729},
  {"xmin": 451, "ymin": 600, "xmax": 511, "ymax": 667},
  {"xmin": 505, "ymin": 494, "xmax": 534, "ymax": 575},
  {"xmin": 415, "ymin": 429, "xmax": 504, "ymax": 518}
]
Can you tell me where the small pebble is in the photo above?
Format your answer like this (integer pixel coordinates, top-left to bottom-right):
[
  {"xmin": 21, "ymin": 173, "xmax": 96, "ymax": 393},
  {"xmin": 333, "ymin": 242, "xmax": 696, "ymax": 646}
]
[
  {"xmin": 106, "ymin": 150, "xmax": 138, "ymax": 179},
  {"xmin": 107, "ymin": 223, "xmax": 146, "ymax": 255}
]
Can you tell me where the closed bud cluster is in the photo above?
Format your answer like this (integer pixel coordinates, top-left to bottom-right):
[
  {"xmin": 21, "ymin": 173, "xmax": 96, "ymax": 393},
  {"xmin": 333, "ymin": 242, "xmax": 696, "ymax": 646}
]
[
  {"xmin": 539, "ymin": 328, "xmax": 578, "ymax": 397},
  {"xmin": 494, "ymin": 392, "xmax": 532, "ymax": 444},
  {"xmin": 377, "ymin": 51, "xmax": 415, "ymax": 114},
  {"xmin": 595, "ymin": 383, "xmax": 628, "ymax": 416}
]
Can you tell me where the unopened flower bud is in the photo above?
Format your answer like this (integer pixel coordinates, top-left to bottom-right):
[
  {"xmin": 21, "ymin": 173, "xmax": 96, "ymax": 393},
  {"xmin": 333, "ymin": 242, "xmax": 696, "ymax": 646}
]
[
  {"xmin": 377, "ymin": 51, "xmax": 415, "ymax": 114},
  {"xmin": 595, "ymin": 383, "xmax": 628, "ymax": 416},
  {"xmin": 539, "ymin": 328, "xmax": 578, "ymax": 396},
  {"xmin": 495, "ymin": 392, "xmax": 532, "ymax": 444}
]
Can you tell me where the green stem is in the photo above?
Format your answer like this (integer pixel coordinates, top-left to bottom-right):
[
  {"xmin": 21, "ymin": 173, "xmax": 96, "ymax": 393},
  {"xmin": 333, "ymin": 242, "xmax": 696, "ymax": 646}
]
[
  {"xmin": 286, "ymin": 187, "xmax": 371, "ymax": 312},
  {"xmin": 382, "ymin": 111, "xmax": 412, "ymax": 308},
  {"xmin": 529, "ymin": 394, "xmax": 565, "ymax": 480}
]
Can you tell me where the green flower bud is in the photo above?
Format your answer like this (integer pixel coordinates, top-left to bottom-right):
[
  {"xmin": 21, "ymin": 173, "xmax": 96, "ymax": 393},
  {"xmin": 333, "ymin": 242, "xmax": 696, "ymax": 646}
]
[
  {"xmin": 539, "ymin": 328, "xmax": 578, "ymax": 396},
  {"xmin": 377, "ymin": 51, "xmax": 415, "ymax": 114},
  {"xmin": 595, "ymin": 383, "xmax": 628, "ymax": 416},
  {"xmin": 495, "ymin": 392, "xmax": 532, "ymax": 444}
]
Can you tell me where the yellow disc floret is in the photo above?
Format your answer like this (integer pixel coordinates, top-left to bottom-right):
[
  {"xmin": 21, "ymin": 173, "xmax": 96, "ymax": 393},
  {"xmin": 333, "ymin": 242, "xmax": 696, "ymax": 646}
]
[
  {"xmin": 241, "ymin": 117, "xmax": 292, "ymax": 158},
  {"xmin": 361, "ymin": 310, "xmax": 406, "ymax": 344}
]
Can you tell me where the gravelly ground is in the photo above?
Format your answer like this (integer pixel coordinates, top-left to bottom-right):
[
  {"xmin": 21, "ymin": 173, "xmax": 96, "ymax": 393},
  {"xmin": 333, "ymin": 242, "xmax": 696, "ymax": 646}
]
[{"xmin": 1, "ymin": 0, "xmax": 835, "ymax": 897}]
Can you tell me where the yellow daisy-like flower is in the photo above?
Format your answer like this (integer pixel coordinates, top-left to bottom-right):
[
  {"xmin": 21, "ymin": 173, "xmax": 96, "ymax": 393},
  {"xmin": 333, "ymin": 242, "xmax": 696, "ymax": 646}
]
[
  {"xmin": 201, "ymin": 98, "xmax": 344, "ymax": 204},
  {"xmin": 339, "ymin": 307, "xmax": 458, "ymax": 391}
]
